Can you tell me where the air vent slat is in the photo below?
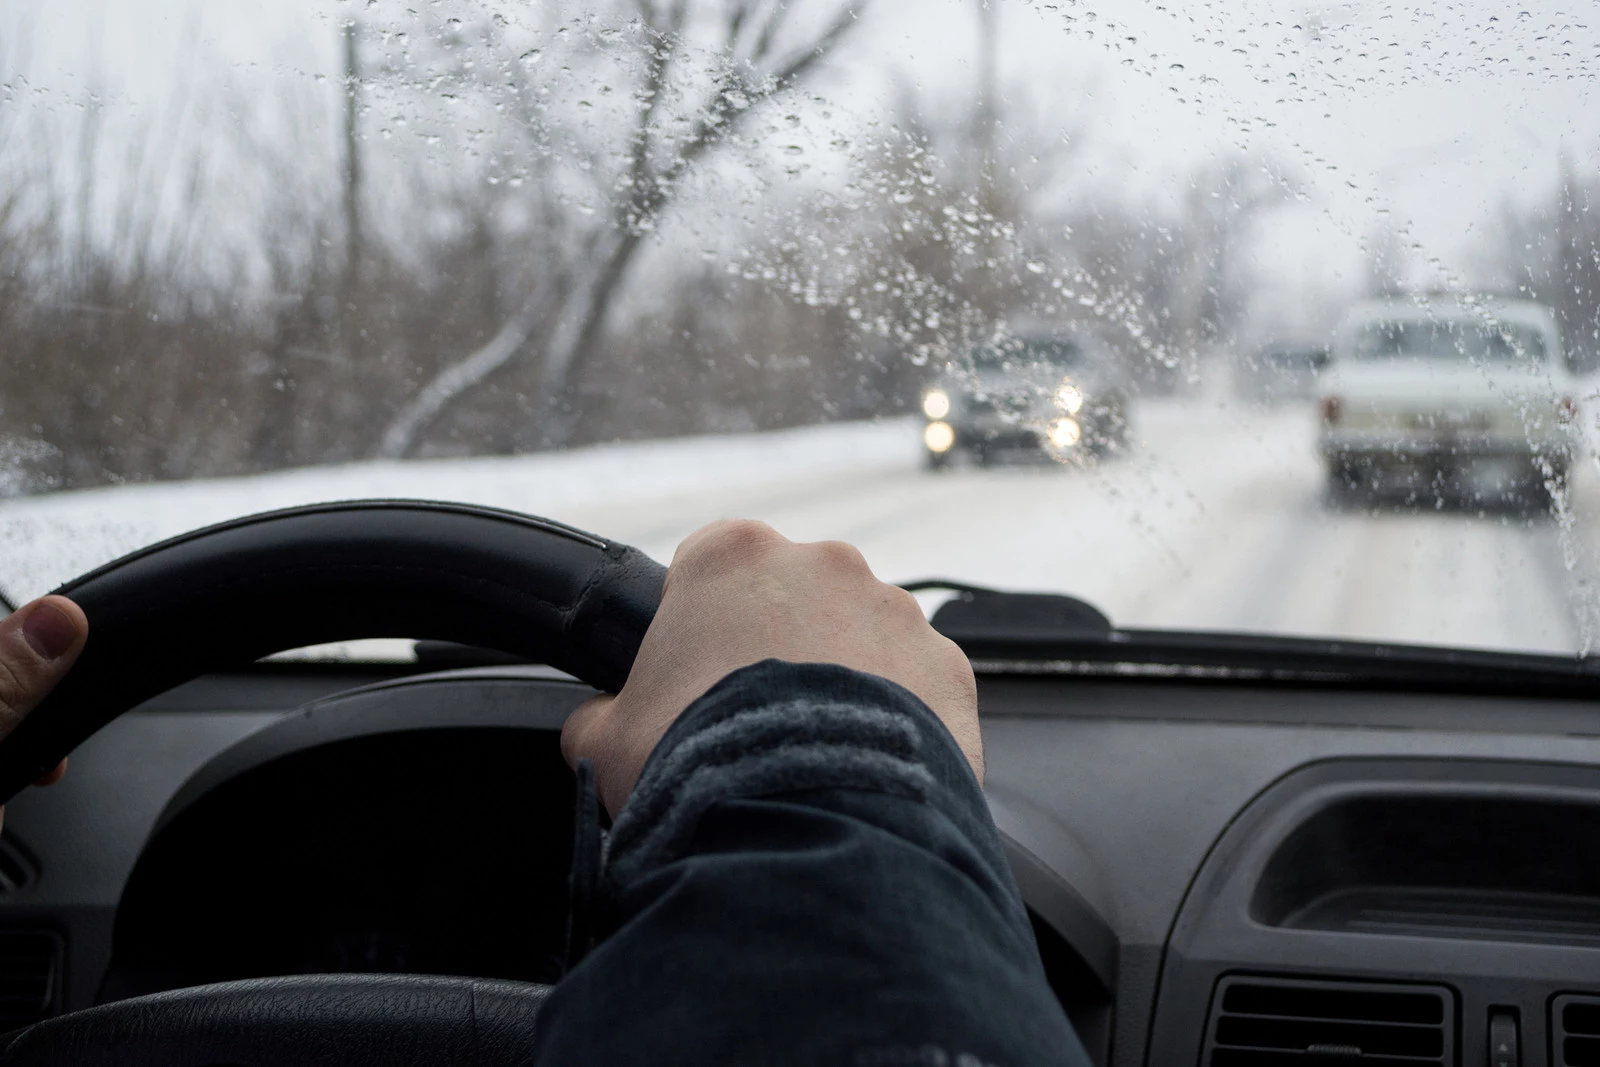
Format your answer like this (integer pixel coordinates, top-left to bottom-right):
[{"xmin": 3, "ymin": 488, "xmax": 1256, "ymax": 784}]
[
  {"xmin": 1563, "ymin": 1035, "xmax": 1600, "ymax": 1067},
  {"xmin": 1213, "ymin": 1052, "xmax": 1442, "ymax": 1067},
  {"xmin": 1554, "ymin": 995, "xmax": 1600, "ymax": 1067},
  {"xmin": 1204, "ymin": 977, "xmax": 1453, "ymax": 1067},
  {"xmin": 1567, "ymin": 1001, "xmax": 1600, "ymax": 1036},
  {"xmin": 1222, "ymin": 1012, "xmax": 1444, "ymax": 1031}
]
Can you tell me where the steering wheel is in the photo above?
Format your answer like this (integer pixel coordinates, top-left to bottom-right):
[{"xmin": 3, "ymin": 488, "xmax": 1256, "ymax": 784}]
[{"xmin": 0, "ymin": 501, "xmax": 666, "ymax": 1066}]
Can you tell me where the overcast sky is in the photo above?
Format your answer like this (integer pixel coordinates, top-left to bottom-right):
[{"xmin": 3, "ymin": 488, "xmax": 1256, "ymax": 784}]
[{"xmin": 4, "ymin": 0, "xmax": 1596, "ymax": 324}]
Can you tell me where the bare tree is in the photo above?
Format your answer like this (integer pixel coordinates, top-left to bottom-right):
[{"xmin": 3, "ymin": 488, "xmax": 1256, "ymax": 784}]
[
  {"xmin": 340, "ymin": 19, "xmax": 363, "ymax": 320},
  {"xmin": 1484, "ymin": 152, "xmax": 1600, "ymax": 374},
  {"xmin": 378, "ymin": 0, "xmax": 868, "ymax": 458},
  {"xmin": 1361, "ymin": 222, "xmax": 1409, "ymax": 298},
  {"xmin": 1163, "ymin": 153, "xmax": 1296, "ymax": 386}
]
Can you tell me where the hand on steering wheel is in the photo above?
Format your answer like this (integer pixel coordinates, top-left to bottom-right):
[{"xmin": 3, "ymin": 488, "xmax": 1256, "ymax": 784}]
[
  {"xmin": 562, "ymin": 519, "xmax": 982, "ymax": 817},
  {"xmin": 0, "ymin": 596, "xmax": 85, "ymax": 831}
]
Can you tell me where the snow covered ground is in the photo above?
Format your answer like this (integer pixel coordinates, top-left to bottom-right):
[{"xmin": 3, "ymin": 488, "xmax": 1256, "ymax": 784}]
[{"xmin": 2, "ymin": 397, "xmax": 1596, "ymax": 656}]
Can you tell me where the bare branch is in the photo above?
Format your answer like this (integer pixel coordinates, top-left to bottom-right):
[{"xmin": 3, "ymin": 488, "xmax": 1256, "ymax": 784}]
[
  {"xmin": 746, "ymin": 1, "xmax": 789, "ymax": 65},
  {"xmin": 625, "ymin": 0, "xmax": 686, "ymax": 209},
  {"xmin": 765, "ymin": 2, "xmax": 862, "ymax": 88},
  {"xmin": 652, "ymin": 3, "xmax": 867, "ymax": 202}
]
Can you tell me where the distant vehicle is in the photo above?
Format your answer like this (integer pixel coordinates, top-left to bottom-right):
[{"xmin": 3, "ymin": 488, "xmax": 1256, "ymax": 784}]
[
  {"xmin": 1318, "ymin": 298, "xmax": 1579, "ymax": 506},
  {"xmin": 1234, "ymin": 343, "xmax": 1328, "ymax": 404},
  {"xmin": 920, "ymin": 327, "xmax": 1132, "ymax": 469}
]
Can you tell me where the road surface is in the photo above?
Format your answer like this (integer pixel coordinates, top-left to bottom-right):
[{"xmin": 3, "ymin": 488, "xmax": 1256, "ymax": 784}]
[
  {"xmin": 2, "ymin": 396, "xmax": 1596, "ymax": 656},
  {"xmin": 556, "ymin": 400, "xmax": 1596, "ymax": 657}
]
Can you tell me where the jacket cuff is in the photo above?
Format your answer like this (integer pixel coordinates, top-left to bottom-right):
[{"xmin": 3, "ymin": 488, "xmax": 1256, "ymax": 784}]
[{"xmin": 605, "ymin": 659, "xmax": 972, "ymax": 887}]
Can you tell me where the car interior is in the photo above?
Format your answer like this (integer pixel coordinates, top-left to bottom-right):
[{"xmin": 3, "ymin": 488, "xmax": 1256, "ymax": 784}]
[
  {"xmin": 2, "ymin": 0, "xmax": 1597, "ymax": 1064},
  {"xmin": 0, "ymin": 500, "xmax": 1593, "ymax": 1066}
]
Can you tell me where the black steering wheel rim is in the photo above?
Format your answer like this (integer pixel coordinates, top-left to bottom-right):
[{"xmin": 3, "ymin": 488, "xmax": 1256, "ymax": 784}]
[
  {"xmin": 0, "ymin": 499, "xmax": 665, "ymax": 803},
  {"xmin": 0, "ymin": 500, "xmax": 667, "ymax": 1065}
]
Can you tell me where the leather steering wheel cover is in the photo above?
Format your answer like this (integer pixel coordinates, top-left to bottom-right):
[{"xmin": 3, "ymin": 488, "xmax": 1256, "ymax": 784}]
[
  {"xmin": 0, "ymin": 500, "xmax": 666, "ymax": 803},
  {"xmin": 0, "ymin": 974, "xmax": 553, "ymax": 1066}
]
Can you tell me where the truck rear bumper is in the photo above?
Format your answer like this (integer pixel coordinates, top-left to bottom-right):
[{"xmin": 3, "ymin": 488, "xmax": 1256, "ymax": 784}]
[{"xmin": 1321, "ymin": 439, "xmax": 1570, "ymax": 499}]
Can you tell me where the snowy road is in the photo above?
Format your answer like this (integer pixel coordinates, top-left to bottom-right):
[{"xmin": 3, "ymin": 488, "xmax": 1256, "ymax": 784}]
[
  {"xmin": 557, "ymin": 400, "xmax": 1595, "ymax": 656},
  {"xmin": 2, "ymin": 397, "xmax": 1596, "ymax": 656}
]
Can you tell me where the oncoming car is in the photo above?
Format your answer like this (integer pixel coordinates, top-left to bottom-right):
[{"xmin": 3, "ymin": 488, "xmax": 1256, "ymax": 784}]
[
  {"xmin": 1318, "ymin": 298, "xmax": 1580, "ymax": 507},
  {"xmin": 920, "ymin": 327, "xmax": 1132, "ymax": 468}
]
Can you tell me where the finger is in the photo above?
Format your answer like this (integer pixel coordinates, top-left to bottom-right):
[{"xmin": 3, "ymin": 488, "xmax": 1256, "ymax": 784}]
[
  {"xmin": 0, "ymin": 596, "xmax": 88, "ymax": 741},
  {"xmin": 33, "ymin": 758, "xmax": 67, "ymax": 788},
  {"xmin": 0, "ymin": 754, "xmax": 71, "ymax": 839},
  {"xmin": 560, "ymin": 693, "xmax": 615, "ymax": 771}
]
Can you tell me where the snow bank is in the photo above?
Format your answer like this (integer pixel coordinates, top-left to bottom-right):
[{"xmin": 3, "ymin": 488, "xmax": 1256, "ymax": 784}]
[{"xmin": 0, "ymin": 418, "xmax": 920, "ymax": 601}]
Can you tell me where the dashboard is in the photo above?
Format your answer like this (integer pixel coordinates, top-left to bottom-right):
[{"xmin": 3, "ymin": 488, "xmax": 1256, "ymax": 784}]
[{"xmin": 7, "ymin": 661, "xmax": 1600, "ymax": 1067}]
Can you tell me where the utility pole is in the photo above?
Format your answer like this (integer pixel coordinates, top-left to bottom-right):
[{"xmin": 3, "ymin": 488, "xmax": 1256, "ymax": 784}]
[
  {"xmin": 974, "ymin": 0, "xmax": 999, "ymax": 197},
  {"xmin": 341, "ymin": 19, "xmax": 363, "ymax": 321}
]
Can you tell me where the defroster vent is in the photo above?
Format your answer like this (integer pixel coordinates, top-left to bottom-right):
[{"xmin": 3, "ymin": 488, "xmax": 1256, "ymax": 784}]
[
  {"xmin": 1202, "ymin": 976, "xmax": 1453, "ymax": 1066},
  {"xmin": 1554, "ymin": 995, "xmax": 1600, "ymax": 1067},
  {"xmin": 0, "ymin": 931, "xmax": 62, "ymax": 1031}
]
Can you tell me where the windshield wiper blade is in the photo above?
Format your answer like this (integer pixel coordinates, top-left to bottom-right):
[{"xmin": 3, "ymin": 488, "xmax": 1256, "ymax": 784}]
[{"xmin": 904, "ymin": 579, "xmax": 1600, "ymax": 699}]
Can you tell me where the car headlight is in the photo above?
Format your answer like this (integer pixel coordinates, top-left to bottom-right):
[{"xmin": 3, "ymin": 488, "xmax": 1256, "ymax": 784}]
[
  {"xmin": 924, "ymin": 421, "xmax": 955, "ymax": 453},
  {"xmin": 1048, "ymin": 417, "xmax": 1081, "ymax": 449},
  {"xmin": 922, "ymin": 388, "xmax": 951, "ymax": 420},
  {"xmin": 1054, "ymin": 379, "xmax": 1084, "ymax": 415}
]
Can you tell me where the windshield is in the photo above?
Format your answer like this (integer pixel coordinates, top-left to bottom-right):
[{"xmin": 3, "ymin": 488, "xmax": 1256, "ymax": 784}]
[
  {"xmin": 1, "ymin": 0, "xmax": 1598, "ymax": 661},
  {"xmin": 1349, "ymin": 320, "xmax": 1550, "ymax": 365}
]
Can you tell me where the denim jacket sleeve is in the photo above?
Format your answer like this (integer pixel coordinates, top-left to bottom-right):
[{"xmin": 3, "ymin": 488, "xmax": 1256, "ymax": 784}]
[{"xmin": 530, "ymin": 659, "xmax": 1094, "ymax": 1067}]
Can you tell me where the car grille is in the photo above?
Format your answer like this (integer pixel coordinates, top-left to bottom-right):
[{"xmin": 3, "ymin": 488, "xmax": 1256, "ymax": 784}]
[{"xmin": 965, "ymin": 392, "xmax": 1042, "ymax": 418}]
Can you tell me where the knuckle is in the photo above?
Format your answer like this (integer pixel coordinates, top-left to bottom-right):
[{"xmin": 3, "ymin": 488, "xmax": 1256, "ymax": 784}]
[
  {"xmin": 937, "ymin": 633, "xmax": 977, "ymax": 683},
  {"xmin": 813, "ymin": 539, "xmax": 871, "ymax": 574},
  {"xmin": 888, "ymin": 585, "xmax": 926, "ymax": 621},
  {"xmin": 676, "ymin": 519, "xmax": 781, "ymax": 574},
  {"xmin": 0, "ymin": 653, "xmax": 32, "ymax": 728}
]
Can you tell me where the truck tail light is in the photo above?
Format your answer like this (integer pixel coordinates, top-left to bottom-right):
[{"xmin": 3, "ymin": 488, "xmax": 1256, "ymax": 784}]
[
  {"xmin": 1559, "ymin": 395, "xmax": 1579, "ymax": 423},
  {"xmin": 1320, "ymin": 395, "xmax": 1342, "ymax": 424}
]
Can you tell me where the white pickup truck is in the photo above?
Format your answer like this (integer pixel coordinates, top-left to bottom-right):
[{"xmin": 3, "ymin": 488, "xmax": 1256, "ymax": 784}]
[{"xmin": 1319, "ymin": 298, "xmax": 1580, "ymax": 507}]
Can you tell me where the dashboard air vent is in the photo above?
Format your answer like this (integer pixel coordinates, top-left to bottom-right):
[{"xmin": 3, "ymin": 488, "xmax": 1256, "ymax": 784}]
[
  {"xmin": 0, "ymin": 931, "xmax": 61, "ymax": 1030},
  {"xmin": 1554, "ymin": 995, "xmax": 1600, "ymax": 1067},
  {"xmin": 1203, "ymin": 976, "xmax": 1453, "ymax": 1066}
]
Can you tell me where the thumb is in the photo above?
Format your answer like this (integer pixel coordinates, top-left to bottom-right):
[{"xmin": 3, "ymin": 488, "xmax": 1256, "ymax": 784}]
[
  {"xmin": 560, "ymin": 693, "xmax": 615, "ymax": 772},
  {"xmin": 0, "ymin": 596, "xmax": 86, "ymax": 834},
  {"xmin": 0, "ymin": 596, "xmax": 87, "ymax": 740}
]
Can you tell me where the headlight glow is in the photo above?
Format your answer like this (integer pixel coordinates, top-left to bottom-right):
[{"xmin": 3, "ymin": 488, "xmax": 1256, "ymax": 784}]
[
  {"xmin": 1054, "ymin": 379, "xmax": 1084, "ymax": 415},
  {"xmin": 1048, "ymin": 417, "xmax": 1081, "ymax": 449},
  {"xmin": 922, "ymin": 388, "xmax": 951, "ymax": 420},
  {"xmin": 923, "ymin": 421, "xmax": 956, "ymax": 453}
]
